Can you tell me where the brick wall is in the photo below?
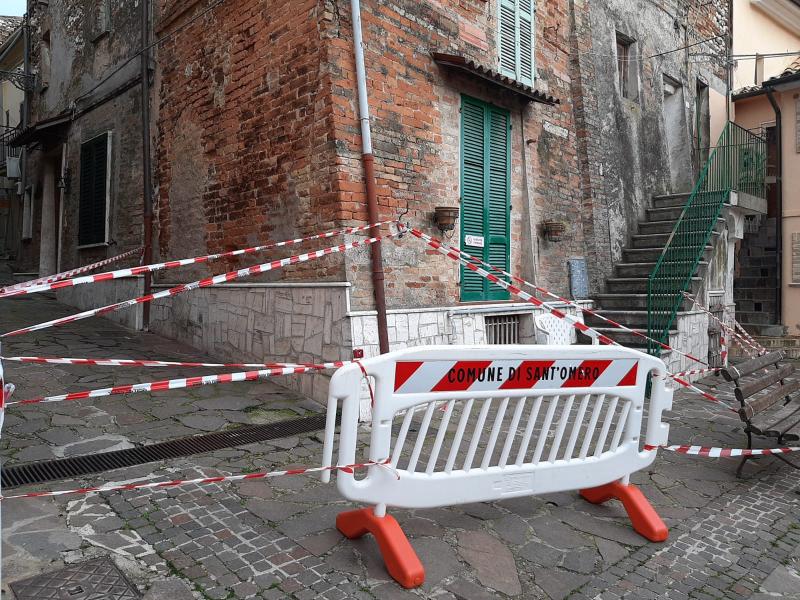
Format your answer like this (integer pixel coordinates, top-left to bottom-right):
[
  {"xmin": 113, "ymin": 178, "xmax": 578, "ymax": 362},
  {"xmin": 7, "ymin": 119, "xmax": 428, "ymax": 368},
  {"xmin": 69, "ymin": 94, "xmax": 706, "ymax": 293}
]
[
  {"xmin": 155, "ymin": 0, "xmax": 346, "ymax": 284},
  {"xmin": 327, "ymin": 0, "xmax": 586, "ymax": 309}
]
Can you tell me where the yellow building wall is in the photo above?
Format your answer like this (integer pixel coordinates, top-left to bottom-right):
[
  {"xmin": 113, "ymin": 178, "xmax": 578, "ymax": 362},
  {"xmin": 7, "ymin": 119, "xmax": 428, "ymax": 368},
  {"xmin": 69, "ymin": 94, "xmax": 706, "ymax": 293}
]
[
  {"xmin": 735, "ymin": 90, "xmax": 800, "ymax": 332},
  {"xmin": 733, "ymin": 0, "xmax": 800, "ymax": 89}
]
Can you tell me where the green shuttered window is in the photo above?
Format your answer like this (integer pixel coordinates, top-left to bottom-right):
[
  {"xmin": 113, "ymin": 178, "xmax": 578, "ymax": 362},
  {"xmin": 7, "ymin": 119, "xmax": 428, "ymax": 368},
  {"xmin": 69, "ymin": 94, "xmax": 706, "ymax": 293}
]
[
  {"xmin": 460, "ymin": 96, "xmax": 510, "ymax": 302},
  {"xmin": 79, "ymin": 132, "xmax": 111, "ymax": 246},
  {"xmin": 499, "ymin": 0, "xmax": 535, "ymax": 86}
]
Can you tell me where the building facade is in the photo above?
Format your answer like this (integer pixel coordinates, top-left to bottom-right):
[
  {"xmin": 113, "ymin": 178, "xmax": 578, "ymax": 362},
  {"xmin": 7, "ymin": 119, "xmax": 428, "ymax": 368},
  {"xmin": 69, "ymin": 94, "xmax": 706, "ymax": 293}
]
[
  {"xmin": 0, "ymin": 16, "xmax": 24, "ymax": 260},
  {"xmin": 9, "ymin": 0, "xmax": 146, "ymax": 313},
  {"xmin": 9, "ymin": 0, "xmax": 736, "ymax": 402},
  {"xmin": 731, "ymin": 0, "xmax": 800, "ymax": 337}
]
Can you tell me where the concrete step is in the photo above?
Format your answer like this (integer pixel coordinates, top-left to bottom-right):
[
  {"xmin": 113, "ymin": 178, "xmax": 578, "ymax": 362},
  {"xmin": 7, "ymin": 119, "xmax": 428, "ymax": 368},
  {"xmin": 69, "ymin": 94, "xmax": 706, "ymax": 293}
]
[
  {"xmin": 584, "ymin": 309, "xmax": 696, "ymax": 329},
  {"xmin": 622, "ymin": 245, "xmax": 712, "ymax": 263},
  {"xmin": 614, "ymin": 260, "xmax": 708, "ymax": 278},
  {"xmin": 735, "ymin": 310, "xmax": 778, "ymax": 325},
  {"xmin": 646, "ymin": 206, "xmax": 685, "ymax": 221},
  {"xmin": 651, "ymin": 193, "xmax": 691, "ymax": 209},
  {"xmin": 630, "ymin": 230, "xmax": 720, "ymax": 249},
  {"xmin": 594, "ymin": 293, "xmax": 693, "ymax": 310},
  {"xmin": 734, "ymin": 277, "xmax": 778, "ymax": 290},
  {"xmin": 606, "ymin": 276, "xmax": 701, "ymax": 294}
]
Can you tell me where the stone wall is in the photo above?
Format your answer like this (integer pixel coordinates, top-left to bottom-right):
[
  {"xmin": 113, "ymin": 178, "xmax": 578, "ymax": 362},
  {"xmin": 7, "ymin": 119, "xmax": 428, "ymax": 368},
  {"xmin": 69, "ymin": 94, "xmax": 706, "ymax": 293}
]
[
  {"xmin": 148, "ymin": 283, "xmax": 353, "ymax": 402},
  {"xmin": 55, "ymin": 276, "xmax": 144, "ymax": 331},
  {"xmin": 570, "ymin": 0, "xmax": 730, "ymax": 293}
]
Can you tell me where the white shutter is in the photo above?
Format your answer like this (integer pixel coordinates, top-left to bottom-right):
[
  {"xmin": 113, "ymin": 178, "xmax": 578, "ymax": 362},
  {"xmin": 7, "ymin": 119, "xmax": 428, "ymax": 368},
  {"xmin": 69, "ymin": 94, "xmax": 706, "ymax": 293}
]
[{"xmin": 498, "ymin": 0, "xmax": 535, "ymax": 85}]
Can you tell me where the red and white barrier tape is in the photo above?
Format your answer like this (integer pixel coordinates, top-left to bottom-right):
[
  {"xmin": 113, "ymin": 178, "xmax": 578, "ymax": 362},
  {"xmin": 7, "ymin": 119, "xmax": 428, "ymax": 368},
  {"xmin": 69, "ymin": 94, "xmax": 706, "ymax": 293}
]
[
  {"xmin": 0, "ymin": 221, "xmax": 397, "ymax": 299},
  {"xmin": 645, "ymin": 444, "xmax": 800, "ymax": 457},
  {"xmin": 682, "ymin": 292, "xmax": 761, "ymax": 358},
  {"xmin": 421, "ymin": 227, "xmax": 711, "ymax": 369},
  {"xmin": 673, "ymin": 367, "xmax": 721, "ymax": 378},
  {"xmin": 2, "ymin": 356, "xmax": 350, "ymax": 370},
  {"xmin": 2, "ymin": 230, "xmax": 400, "ymax": 338},
  {"xmin": 404, "ymin": 226, "xmax": 734, "ymax": 410},
  {"xmin": 733, "ymin": 318, "xmax": 767, "ymax": 356},
  {"xmin": 0, "ymin": 459, "xmax": 389, "ymax": 501},
  {"xmin": 8, "ymin": 363, "xmax": 345, "ymax": 406},
  {"xmin": 0, "ymin": 247, "xmax": 143, "ymax": 295}
]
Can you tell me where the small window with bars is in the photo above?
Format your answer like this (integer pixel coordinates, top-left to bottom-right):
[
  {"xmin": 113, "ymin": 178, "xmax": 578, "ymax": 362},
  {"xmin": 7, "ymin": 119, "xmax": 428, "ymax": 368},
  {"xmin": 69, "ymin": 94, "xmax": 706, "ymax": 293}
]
[
  {"xmin": 78, "ymin": 132, "xmax": 112, "ymax": 247},
  {"xmin": 498, "ymin": 0, "xmax": 535, "ymax": 86},
  {"xmin": 485, "ymin": 314, "xmax": 521, "ymax": 344}
]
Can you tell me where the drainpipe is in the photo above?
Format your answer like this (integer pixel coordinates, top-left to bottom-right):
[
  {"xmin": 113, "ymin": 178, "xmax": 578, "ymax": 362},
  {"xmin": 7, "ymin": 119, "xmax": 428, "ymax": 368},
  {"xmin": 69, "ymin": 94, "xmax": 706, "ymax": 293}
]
[
  {"xmin": 350, "ymin": 0, "xmax": 389, "ymax": 354},
  {"xmin": 140, "ymin": 0, "xmax": 154, "ymax": 330},
  {"xmin": 766, "ymin": 87, "xmax": 783, "ymax": 325}
]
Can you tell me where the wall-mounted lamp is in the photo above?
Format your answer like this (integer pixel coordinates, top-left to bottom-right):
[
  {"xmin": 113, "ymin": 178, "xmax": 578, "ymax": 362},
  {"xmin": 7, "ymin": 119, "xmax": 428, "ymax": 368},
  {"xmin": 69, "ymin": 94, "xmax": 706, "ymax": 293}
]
[
  {"xmin": 56, "ymin": 168, "xmax": 72, "ymax": 194},
  {"xmin": 434, "ymin": 206, "xmax": 459, "ymax": 234}
]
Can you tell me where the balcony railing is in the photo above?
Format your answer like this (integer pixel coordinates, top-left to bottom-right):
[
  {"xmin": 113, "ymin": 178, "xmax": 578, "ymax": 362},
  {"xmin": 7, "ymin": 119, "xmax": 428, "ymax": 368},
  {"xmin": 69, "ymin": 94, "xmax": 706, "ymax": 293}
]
[
  {"xmin": 0, "ymin": 125, "xmax": 21, "ymax": 173},
  {"xmin": 647, "ymin": 122, "xmax": 767, "ymax": 356}
]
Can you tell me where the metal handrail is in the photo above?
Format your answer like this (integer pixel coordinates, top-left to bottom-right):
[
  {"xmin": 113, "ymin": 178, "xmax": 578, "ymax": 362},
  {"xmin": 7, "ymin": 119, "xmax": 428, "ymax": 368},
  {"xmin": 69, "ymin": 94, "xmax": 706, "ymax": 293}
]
[
  {"xmin": 0, "ymin": 125, "xmax": 21, "ymax": 171},
  {"xmin": 646, "ymin": 122, "xmax": 766, "ymax": 355}
]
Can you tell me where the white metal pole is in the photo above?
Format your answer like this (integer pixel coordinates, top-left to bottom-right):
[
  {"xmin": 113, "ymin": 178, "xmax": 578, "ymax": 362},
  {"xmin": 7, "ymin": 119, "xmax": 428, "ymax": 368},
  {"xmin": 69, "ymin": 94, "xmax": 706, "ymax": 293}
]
[{"xmin": 350, "ymin": 0, "xmax": 373, "ymax": 156}]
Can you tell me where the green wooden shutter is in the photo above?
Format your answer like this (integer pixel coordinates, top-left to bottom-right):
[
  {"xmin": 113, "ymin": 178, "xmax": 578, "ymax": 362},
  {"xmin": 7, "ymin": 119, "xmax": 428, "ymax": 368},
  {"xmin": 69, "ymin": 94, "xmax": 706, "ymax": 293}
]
[
  {"xmin": 460, "ymin": 98, "xmax": 486, "ymax": 301},
  {"xmin": 460, "ymin": 96, "xmax": 510, "ymax": 302},
  {"xmin": 498, "ymin": 0, "xmax": 535, "ymax": 86},
  {"xmin": 79, "ymin": 133, "xmax": 109, "ymax": 246},
  {"xmin": 486, "ymin": 106, "xmax": 510, "ymax": 300}
]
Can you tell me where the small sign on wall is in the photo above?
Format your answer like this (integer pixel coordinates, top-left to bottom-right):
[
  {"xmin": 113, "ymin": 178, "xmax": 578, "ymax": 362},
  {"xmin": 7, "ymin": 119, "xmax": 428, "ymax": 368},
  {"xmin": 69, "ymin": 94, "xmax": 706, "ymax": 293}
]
[{"xmin": 465, "ymin": 235, "xmax": 485, "ymax": 248}]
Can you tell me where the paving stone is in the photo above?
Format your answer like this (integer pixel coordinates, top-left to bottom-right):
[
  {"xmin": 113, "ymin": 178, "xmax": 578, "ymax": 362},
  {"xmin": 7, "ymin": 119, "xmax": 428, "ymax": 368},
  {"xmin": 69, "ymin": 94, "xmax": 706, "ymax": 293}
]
[
  {"xmin": 530, "ymin": 515, "xmax": 591, "ymax": 549},
  {"xmin": 596, "ymin": 538, "xmax": 629, "ymax": 565},
  {"xmin": 457, "ymin": 530, "xmax": 521, "ymax": 596},
  {"xmin": 196, "ymin": 396, "xmax": 262, "ymax": 411},
  {"xmin": 245, "ymin": 498, "xmax": 305, "ymax": 522},
  {"xmin": 518, "ymin": 540, "xmax": 564, "ymax": 567},
  {"xmin": 297, "ymin": 529, "xmax": 343, "ymax": 556},
  {"xmin": 178, "ymin": 413, "xmax": 227, "ymax": 432},
  {"xmin": 142, "ymin": 578, "xmax": 196, "ymax": 600},
  {"xmin": 414, "ymin": 537, "xmax": 465, "ymax": 589},
  {"xmin": 446, "ymin": 578, "xmax": 499, "ymax": 600},
  {"xmin": 534, "ymin": 566, "xmax": 590, "ymax": 600}
]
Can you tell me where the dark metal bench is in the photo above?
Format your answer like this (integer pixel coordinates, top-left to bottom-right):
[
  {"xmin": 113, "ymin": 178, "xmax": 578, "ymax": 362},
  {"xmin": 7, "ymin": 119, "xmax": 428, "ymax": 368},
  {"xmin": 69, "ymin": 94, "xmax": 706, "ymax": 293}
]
[{"xmin": 722, "ymin": 351, "xmax": 800, "ymax": 477}]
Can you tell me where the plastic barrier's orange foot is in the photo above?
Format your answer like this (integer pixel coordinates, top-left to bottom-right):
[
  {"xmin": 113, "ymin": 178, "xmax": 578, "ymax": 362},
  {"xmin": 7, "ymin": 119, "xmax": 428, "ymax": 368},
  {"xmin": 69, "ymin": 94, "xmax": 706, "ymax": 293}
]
[
  {"xmin": 336, "ymin": 507, "xmax": 425, "ymax": 588},
  {"xmin": 580, "ymin": 481, "xmax": 668, "ymax": 542}
]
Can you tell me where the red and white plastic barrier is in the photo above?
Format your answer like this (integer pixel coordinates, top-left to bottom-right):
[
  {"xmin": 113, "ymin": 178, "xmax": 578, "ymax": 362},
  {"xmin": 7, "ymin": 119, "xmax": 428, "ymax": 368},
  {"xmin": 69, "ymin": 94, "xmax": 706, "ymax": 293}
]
[
  {"xmin": 323, "ymin": 344, "xmax": 672, "ymax": 588},
  {"xmin": 8, "ymin": 363, "xmax": 346, "ymax": 406},
  {"xmin": 0, "ymin": 221, "xmax": 396, "ymax": 299},
  {"xmin": 733, "ymin": 317, "xmax": 767, "ymax": 356},
  {"xmin": 2, "ymin": 230, "xmax": 400, "ymax": 338}
]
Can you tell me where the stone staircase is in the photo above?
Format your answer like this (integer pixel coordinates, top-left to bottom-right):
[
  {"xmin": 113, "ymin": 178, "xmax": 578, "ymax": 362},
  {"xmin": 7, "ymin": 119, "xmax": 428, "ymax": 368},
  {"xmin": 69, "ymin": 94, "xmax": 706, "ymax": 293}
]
[{"xmin": 584, "ymin": 192, "xmax": 720, "ymax": 353}]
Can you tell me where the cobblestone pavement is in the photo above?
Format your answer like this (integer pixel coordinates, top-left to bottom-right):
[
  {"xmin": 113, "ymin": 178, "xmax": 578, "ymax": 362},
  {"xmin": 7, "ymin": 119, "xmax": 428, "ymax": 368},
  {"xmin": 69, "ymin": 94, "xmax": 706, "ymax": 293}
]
[{"xmin": 1, "ymin": 279, "xmax": 800, "ymax": 599}]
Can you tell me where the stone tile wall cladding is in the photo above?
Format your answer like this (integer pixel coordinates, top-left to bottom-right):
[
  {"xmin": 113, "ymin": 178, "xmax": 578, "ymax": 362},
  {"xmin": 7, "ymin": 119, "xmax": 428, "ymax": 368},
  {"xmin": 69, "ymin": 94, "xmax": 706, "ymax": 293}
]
[{"xmin": 148, "ymin": 283, "xmax": 353, "ymax": 403}]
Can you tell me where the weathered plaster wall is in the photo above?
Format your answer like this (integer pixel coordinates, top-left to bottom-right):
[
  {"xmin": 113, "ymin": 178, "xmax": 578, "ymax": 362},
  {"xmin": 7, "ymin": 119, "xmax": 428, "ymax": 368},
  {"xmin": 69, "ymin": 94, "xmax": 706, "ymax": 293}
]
[
  {"xmin": 16, "ymin": 0, "xmax": 145, "ymax": 274},
  {"xmin": 571, "ymin": 0, "xmax": 729, "ymax": 292}
]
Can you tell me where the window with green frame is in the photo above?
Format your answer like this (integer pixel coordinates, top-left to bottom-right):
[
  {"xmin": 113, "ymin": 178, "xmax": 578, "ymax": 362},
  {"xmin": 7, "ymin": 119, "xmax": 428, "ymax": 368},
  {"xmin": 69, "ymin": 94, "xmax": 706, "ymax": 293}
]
[
  {"xmin": 460, "ymin": 95, "xmax": 511, "ymax": 302},
  {"xmin": 499, "ymin": 0, "xmax": 535, "ymax": 86}
]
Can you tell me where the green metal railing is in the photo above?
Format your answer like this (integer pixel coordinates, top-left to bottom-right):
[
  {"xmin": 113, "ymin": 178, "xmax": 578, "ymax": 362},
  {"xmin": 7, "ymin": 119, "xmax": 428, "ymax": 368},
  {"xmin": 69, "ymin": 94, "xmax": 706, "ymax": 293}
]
[{"xmin": 647, "ymin": 122, "xmax": 766, "ymax": 356}]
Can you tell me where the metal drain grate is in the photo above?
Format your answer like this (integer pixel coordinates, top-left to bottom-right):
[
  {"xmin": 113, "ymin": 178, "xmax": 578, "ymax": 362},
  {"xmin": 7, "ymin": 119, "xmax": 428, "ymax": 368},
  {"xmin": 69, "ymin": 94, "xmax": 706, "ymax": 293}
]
[
  {"xmin": 2, "ymin": 414, "xmax": 329, "ymax": 489},
  {"xmin": 10, "ymin": 557, "xmax": 140, "ymax": 599}
]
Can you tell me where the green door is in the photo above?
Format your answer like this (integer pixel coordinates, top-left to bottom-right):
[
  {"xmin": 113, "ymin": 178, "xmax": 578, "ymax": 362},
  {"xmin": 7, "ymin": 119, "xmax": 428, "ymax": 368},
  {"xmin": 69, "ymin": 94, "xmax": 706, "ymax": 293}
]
[{"xmin": 460, "ymin": 95, "xmax": 511, "ymax": 301}]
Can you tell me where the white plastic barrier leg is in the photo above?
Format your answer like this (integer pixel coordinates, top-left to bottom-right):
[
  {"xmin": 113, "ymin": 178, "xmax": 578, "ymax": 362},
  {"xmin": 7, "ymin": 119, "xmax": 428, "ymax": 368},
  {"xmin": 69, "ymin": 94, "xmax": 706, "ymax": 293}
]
[{"xmin": 323, "ymin": 344, "xmax": 672, "ymax": 588}]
